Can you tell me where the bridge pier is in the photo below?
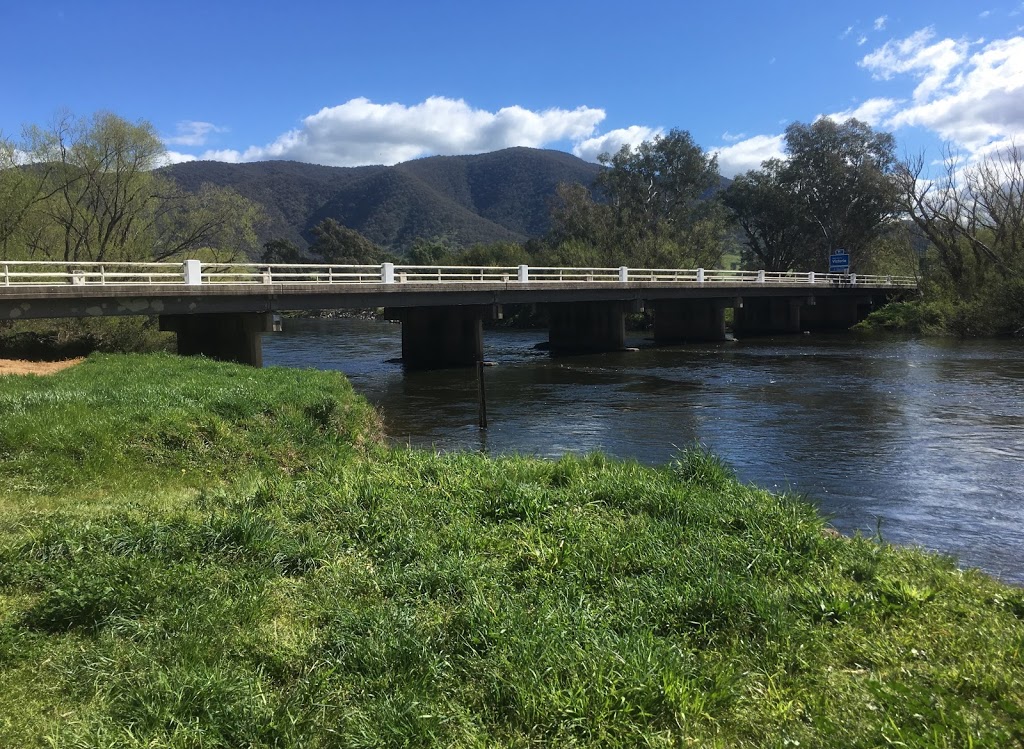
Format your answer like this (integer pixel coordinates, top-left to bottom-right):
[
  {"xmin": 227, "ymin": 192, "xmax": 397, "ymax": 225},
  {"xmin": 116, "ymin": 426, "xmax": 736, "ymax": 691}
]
[
  {"xmin": 733, "ymin": 297, "xmax": 803, "ymax": 337},
  {"xmin": 801, "ymin": 296, "xmax": 874, "ymax": 331},
  {"xmin": 652, "ymin": 299, "xmax": 728, "ymax": 343},
  {"xmin": 547, "ymin": 301, "xmax": 627, "ymax": 353},
  {"xmin": 389, "ymin": 305, "xmax": 490, "ymax": 369},
  {"xmin": 159, "ymin": 313, "xmax": 278, "ymax": 367}
]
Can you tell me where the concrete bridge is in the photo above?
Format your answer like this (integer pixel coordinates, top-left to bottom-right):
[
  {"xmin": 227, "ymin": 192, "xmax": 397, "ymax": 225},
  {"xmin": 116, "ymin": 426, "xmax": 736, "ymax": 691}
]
[{"xmin": 0, "ymin": 260, "xmax": 917, "ymax": 368}]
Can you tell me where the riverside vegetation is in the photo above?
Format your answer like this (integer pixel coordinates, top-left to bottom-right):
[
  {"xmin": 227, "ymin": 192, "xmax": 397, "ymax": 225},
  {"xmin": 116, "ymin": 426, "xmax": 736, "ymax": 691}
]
[{"xmin": 0, "ymin": 355, "xmax": 1022, "ymax": 747}]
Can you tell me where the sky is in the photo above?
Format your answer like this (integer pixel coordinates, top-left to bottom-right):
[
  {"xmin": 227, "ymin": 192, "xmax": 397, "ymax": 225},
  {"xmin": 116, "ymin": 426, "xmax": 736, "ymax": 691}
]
[{"xmin": 2, "ymin": 1, "xmax": 1023, "ymax": 176}]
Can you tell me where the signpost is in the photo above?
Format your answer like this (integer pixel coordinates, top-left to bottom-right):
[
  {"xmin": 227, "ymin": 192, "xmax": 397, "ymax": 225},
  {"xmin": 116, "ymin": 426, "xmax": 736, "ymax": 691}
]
[{"xmin": 829, "ymin": 250, "xmax": 850, "ymax": 274}]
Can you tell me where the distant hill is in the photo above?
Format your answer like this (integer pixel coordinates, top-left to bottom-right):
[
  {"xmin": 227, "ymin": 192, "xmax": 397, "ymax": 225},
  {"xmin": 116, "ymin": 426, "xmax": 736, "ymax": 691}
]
[{"xmin": 158, "ymin": 147, "xmax": 602, "ymax": 255}]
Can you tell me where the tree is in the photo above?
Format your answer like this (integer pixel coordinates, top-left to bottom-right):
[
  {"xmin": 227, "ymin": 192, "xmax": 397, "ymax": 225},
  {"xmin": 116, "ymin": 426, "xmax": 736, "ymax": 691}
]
[
  {"xmin": 308, "ymin": 218, "xmax": 390, "ymax": 265},
  {"xmin": 546, "ymin": 129, "xmax": 728, "ymax": 268},
  {"xmin": 260, "ymin": 238, "xmax": 307, "ymax": 264},
  {"xmin": 896, "ymin": 146, "xmax": 1024, "ymax": 334},
  {"xmin": 0, "ymin": 111, "xmax": 263, "ymax": 263},
  {"xmin": 721, "ymin": 160, "xmax": 815, "ymax": 271},
  {"xmin": 783, "ymin": 118, "xmax": 899, "ymax": 268}
]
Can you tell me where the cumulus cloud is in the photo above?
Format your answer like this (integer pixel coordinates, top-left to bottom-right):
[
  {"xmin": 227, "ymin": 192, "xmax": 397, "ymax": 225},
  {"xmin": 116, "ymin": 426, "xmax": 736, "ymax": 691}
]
[
  {"xmin": 825, "ymin": 97, "xmax": 902, "ymax": 125},
  {"xmin": 164, "ymin": 120, "xmax": 227, "ymax": 147},
  {"xmin": 177, "ymin": 97, "xmax": 619, "ymax": 167},
  {"xmin": 571, "ymin": 125, "xmax": 663, "ymax": 162},
  {"xmin": 874, "ymin": 16, "xmax": 888, "ymax": 31},
  {"xmin": 711, "ymin": 134, "xmax": 787, "ymax": 177},
  {"xmin": 861, "ymin": 28, "xmax": 971, "ymax": 102},
  {"xmin": 861, "ymin": 29, "xmax": 1024, "ymax": 155},
  {"xmin": 155, "ymin": 151, "xmax": 199, "ymax": 167}
]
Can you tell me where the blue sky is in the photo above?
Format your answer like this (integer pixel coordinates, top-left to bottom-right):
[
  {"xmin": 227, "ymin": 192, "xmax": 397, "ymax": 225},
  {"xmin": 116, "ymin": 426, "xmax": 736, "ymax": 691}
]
[{"xmin": 3, "ymin": 1, "xmax": 1023, "ymax": 175}]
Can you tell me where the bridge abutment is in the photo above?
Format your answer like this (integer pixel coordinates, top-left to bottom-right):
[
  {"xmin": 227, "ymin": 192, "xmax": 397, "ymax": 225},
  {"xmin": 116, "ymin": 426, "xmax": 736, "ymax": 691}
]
[
  {"xmin": 733, "ymin": 297, "xmax": 803, "ymax": 337},
  {"xmin": 547, "ymin": 301, "xmax": 627, "ymax": 353},
  {"xmin": 159, "ymin": 313, "xmax": 278, "ymax": 367},
  {"xmin": 389, "ymin": 305, "xmax": 488, "ymax": 369},
  {"xmin": 652, "ymin": 299, "xmax": 728, "ymax": 343}
]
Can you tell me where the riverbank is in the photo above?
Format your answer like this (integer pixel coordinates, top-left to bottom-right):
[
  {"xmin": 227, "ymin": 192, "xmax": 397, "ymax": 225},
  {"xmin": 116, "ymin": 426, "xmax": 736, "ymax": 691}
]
[{"xmin": 1, "ymin": 355, "xmax": 1022, "ymax": 746}]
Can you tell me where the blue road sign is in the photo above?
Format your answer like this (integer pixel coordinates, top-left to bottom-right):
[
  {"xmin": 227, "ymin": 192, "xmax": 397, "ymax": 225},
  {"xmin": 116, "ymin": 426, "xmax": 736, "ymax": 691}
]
[{"xmin": 829, "ymin": 252, "xmax": 850, "ymax": 273}]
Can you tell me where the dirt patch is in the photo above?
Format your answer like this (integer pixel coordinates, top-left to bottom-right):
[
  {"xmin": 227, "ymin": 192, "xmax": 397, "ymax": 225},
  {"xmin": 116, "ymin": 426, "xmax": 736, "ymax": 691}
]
[{"xmin": 0, "ymin": 358, "xmax": 84, "ymax": 376}]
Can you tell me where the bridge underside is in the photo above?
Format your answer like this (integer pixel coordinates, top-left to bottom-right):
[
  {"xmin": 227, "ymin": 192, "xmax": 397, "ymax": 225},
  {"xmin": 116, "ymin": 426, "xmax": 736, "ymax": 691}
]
[{"xmin": 3, "ymin": 282, "xmax": 900, "ymax": 369}]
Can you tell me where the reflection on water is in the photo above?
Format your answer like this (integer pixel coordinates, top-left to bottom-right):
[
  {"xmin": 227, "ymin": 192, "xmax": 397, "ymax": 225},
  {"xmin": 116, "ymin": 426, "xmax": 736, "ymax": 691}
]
[{"xmin": 264, "ymin": 319, "xmax": 1024, "ymax": 584}]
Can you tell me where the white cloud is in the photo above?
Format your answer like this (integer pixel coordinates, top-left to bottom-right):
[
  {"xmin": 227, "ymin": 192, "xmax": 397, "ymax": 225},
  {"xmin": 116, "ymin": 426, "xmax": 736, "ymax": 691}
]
[
  {"xmin": 825, "ymin": 97, "xmax": 902, "ymax": 125},
  {"xmin": 857, "ymin": 35, "xmax": 868, "ymax": 47},
  {"xmin": 164, "ymin": 120, "xmax": 227, "ymax": 147},
  {"xmin": 572, "ymin": 125, "xmax": 663, "ymax": 162},
  {"xmin": 155, "ymin": 151, "xmax": 199, "ymax": 167},
  {"xmin": 980, "ymin": 10, "xmax": 992, "ymax": 18},
  {"xmin": 861, "ymin": 30, "xmax": 1024, "ymax": 155},
  {"xmin": 711, "ymin": 134, "xmax": 787, "ymax": 177},
  {"xmin": 860, "ymin": 28, "xmax": 970, "ymax": 102},
  {"xmin": 720, "ymin": 131, "xmax": 747, "ymax": 143},
  {"xmin": 179, "ymin": 97, "xmax": 610, "ymax": 167},
  {"xmin": 874, "ymin": 15, "xmax": 888, "ymax": 31},
  {"xmin": 841, "ymin": 25, "xmax": 854, "ymax": 39}
]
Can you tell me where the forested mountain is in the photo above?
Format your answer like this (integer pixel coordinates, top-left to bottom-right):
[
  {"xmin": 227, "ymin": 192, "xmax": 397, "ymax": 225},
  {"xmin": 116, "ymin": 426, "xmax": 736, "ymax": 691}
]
[{"xmin": 159, "ymin": 148, "xmax": 601, "ymax": 253}]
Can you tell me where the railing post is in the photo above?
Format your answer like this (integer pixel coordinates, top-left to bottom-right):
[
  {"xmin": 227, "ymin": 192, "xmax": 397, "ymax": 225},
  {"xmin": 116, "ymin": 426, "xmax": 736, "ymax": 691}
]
[
  {"xmin": 262, "ymin": 267, "xmax": 272, "ymax": 284},
  {"xmin": 4, "ymin": 263, "xmax": 9, "ymax": 286},
  {"xmin": 696, "ymin": 268, "xmax": 705, "ymax": 284},
  {"xmin": 619, "ymin": 266, "xmax": 629, "ymax": 282},
  {"xmin": 808, "ymin": 271, "xmax": 815, "ymax": 284},
  {"xmin": 183, "ymin": 259, "xmax": 203, "ymax": 285},
  {"xmin": 757, "ymin": 270, "xmax": 766, "ymax": 283},
  {"xmin": 518, "ymin": 264, "xmax": 529, "ymax": 283},
  {"xmin": 382, "ymin": 262, "xmax": 395, "ymax": 284},
  {"xmin": 850, "ymin": 273, "xmax": 857, "ymax": 286}
]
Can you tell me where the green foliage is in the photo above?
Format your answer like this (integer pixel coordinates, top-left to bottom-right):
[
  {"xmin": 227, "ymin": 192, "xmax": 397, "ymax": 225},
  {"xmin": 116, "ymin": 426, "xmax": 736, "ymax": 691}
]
[
  {"xmin": 723, "ymin": 118, "xmax": 901, "ymax": 272},
  {"xmin": 259, "ymin": 238, "xmax": 307, "ymax": 264},
  {"xmin": 546, "ymin": 130, "xmax": 729, "ymax": 268},
  {"xmin": 896, "ymin": 146, "xmax": 1024, "ymax": 336},
  {"xmin": 0, "ymin": 111, "xmax": 264, "ymax": 263},
  {"xmin": 0, "ymin": 357, "xmax": 1022, "ymax": 746},
  {"xmin": 0, "ymin": 317, "xmax": 173, "ymax": 359},
  {"xmin": 308, "ymin": 218, "xmax": 394, "ymax": 265},
  {"xmin": 855, "ymin": 301, "xmax": 949, "ymax": 335}
]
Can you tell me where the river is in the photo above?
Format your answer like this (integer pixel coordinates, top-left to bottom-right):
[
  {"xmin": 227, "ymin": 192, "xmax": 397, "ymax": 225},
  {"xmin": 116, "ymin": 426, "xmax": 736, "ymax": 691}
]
[{"xmin": 263, "ymin": 318, "xmax": 1024, "ymax": 585}]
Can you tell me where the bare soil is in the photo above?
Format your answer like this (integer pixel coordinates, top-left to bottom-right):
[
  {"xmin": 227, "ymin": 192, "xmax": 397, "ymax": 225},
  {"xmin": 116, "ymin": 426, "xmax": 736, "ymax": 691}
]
[{"xmin": 0, "ymin": 358, "xmax": 84, "ymax": 376}]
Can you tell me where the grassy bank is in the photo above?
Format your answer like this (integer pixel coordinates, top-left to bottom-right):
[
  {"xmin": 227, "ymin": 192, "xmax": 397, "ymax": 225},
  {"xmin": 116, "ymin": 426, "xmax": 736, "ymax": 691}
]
[{"xmin": 1, "ymin": 356, "xmax": 1022, "ymax": 747}]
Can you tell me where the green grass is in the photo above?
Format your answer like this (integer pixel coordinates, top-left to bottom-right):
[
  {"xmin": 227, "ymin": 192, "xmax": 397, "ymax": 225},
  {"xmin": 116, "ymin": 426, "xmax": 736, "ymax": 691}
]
[{"xmin": 1, "ymin": 355, "xmax": 1022, "ymax": 747}]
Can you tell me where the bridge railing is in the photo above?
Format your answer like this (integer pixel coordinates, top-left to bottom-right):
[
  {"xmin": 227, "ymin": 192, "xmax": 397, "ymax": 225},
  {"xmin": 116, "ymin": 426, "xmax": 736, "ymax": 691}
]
[{"xmin": 0, "ymin": 260, "xmax": 918, "ymax": 290}]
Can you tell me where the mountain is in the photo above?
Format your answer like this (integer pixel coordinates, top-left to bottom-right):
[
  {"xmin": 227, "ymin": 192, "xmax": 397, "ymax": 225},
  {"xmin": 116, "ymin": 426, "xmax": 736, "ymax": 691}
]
[{"xmin": 158, "ymin": 148, "xmax": 602, "ymax": 254}]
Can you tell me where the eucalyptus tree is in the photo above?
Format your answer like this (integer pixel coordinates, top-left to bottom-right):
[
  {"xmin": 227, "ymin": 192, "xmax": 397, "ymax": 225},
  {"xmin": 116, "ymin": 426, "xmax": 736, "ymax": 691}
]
[
  {"xmin": 547, "ymin": 129, "xmax": 728, "ymax": 268},
  {"xmin": 721, "ymin": 159, "xmax": 815, "ymax": 271},
  {"xmin": 783, "ymin": 118, "xmax": 900, "ymax": 267}
]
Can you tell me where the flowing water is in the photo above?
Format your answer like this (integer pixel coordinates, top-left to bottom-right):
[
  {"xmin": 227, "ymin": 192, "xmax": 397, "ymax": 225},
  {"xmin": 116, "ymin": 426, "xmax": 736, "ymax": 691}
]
[{"xmin": 264, "ymin": 318, "xmax": 1024, "ymax": 584}]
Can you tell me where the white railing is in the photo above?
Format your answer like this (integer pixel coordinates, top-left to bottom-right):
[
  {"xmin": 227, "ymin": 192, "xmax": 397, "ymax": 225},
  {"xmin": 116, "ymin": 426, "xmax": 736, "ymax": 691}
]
[{"xmin": 0, "ymin": 260, "xmax": 918, "ymax": 290}]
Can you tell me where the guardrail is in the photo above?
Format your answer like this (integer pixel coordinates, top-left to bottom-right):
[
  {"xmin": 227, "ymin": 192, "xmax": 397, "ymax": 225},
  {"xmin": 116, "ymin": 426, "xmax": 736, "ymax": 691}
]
[{"xmin": 0, "ymin": 260, "xmax": 918, "ymax": 290}]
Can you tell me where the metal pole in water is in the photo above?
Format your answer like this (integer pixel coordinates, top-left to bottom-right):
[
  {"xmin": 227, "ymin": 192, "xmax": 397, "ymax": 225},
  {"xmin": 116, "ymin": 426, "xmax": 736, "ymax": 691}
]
[{"xmin": 477, "ymin": 360, "xmax": 488, "ymax": 430}]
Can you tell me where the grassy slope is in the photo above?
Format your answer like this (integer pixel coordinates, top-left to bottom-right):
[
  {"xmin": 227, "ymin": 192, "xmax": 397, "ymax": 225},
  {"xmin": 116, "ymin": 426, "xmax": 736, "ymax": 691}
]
[{"xmin": 0, "ymin": 355, "xmax": 1022, "ymax": 748}]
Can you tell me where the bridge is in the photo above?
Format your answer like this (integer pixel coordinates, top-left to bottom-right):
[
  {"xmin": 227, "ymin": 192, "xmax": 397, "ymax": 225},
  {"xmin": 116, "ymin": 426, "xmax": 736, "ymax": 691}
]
[{"xmin": 0, "ymin": 260, "xmax": 916, "ymax": 368}]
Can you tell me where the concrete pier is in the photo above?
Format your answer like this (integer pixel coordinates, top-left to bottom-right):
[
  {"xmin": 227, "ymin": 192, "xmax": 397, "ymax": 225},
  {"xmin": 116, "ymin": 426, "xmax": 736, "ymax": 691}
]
[
  {"xmin": 547, "ymin": 301, "xmax": 627, "ymax": 353},
  {"xmin": 733, "ymin": 297, "xmax": 803, "ymax": 337},
  {"xmin": 801, "ymin": 296, "xmax": 873, "ymax": 331},
  {"xmin": 159, "ymin": 313, "xmax": 278, "ymax": 367},
  {"xmin": 389, "ymin": 305, "xmax": 489, "ymax": 369},
  {"xmin": 652, "ymin": 299, "xmax": 728, "ymax": 343}
]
